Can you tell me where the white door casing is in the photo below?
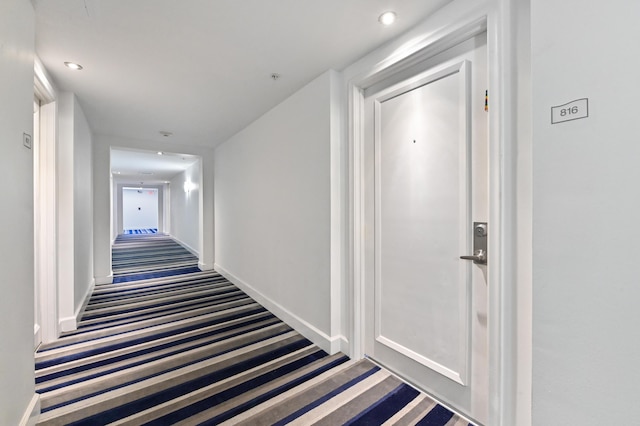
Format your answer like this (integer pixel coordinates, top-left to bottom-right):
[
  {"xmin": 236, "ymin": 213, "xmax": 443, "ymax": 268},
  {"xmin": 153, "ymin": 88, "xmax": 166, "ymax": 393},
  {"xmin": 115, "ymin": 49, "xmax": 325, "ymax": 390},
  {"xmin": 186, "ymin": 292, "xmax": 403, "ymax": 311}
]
[
  {"xmin": 348, "ymin": 9, "xmax": 526, "ymax": 426},
  {"xmin": 363, "ymin": 33, "xmax": 488, "ymax": 424},
  {"xmin": 33, "ymin": 97, "xmax": 41, "ymax": 349},
  {"xmin": 34, "ymin": 59, "xmax": 59, "ymax": 344}
]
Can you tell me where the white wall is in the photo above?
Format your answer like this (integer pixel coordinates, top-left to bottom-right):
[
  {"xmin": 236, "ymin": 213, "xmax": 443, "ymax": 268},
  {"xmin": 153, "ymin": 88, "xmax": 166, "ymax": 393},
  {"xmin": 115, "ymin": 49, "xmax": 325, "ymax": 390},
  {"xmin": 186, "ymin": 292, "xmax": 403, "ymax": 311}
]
[
  {"xmin": 531, "ymin": 0, "xmax": 640, "ymax": 424},
  {"xmin": 215, "ymin": 70, "xmax": 340, "ymax": 352},
  {"xmin": 0, "ymin": 1, "xmax": 37, "ymax": 424},
  {"xmin": 72, "ymin": 95, "xmax": 94, "ymax": 316},
  {"xmin": 58, "ymin": 92, "xmax": 94, "ymax": 328},
  {"xmin": 122, "ymin": 188, "xmax": 158, "ymax": 230},
  {"xmin": 170, "ymin": 161, "xmax": 200, "ymax": 254},
  {"xmin": 93, "ymin": 138, "xmax": 113, "ymax": 283}
]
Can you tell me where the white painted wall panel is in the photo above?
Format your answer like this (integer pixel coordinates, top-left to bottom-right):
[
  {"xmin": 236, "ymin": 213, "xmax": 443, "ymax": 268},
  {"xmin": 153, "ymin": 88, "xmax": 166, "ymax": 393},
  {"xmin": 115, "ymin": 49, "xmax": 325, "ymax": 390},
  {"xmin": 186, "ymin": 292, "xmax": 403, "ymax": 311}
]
[
  {"xmin": 0, "ymin": 1, "xmax": 36, "ymax": 424},
  {"xmin": 531, "ymin": 0, "xmax": 640, "ymax": 423},
  {"xmin": 123, "ymin": 188, "xmax": 158, "ymax": 230},
  {"xmin": 59, "ymin": 93, "xmax": 94, "ymax": 326},
  {"xmin": 170, "ymin": 162, "xmax": 200, "ymax": 254},
  {"xmin": 215, "ymin": 71, "xmax": 332, "ymax": 342},
  {"xmin": 57, "ymin": 92, "xmax": 75, "ymax": 327},
  {"xmin": 72, "ymin": 95, "xmax": 94, "ymax": 315}
]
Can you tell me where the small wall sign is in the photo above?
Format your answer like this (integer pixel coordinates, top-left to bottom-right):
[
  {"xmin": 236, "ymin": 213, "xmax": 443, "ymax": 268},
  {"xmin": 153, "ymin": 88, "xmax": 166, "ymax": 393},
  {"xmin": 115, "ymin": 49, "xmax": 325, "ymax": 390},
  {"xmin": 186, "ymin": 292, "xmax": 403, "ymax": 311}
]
[
  {"xmin": 23, "ymin": 132, "xmax": 32, "ymax": 149},
  {"xmin": 551, "ymin": 98, "xmax": 589, "ymax": 124}
]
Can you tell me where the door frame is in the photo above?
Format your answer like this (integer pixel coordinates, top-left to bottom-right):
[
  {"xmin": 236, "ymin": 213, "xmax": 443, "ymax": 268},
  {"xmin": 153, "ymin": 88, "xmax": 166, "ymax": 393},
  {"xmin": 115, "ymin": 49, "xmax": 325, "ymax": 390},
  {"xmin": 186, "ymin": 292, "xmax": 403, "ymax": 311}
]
[
  {"xmin": 34, "ymin": 58, "xmax": 59, "ymax": 344},
  {"xmin": 347, "ymin": 10, "xmax": 523, "ymax": 426}
]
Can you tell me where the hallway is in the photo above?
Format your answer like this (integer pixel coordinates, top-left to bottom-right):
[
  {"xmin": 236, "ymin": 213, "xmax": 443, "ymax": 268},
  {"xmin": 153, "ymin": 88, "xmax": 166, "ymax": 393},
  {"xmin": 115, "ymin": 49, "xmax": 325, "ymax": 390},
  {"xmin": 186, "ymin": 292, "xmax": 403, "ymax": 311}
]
[{"xmin": 34, "ymin": 235, "xmax": 472, "ymax": 425}]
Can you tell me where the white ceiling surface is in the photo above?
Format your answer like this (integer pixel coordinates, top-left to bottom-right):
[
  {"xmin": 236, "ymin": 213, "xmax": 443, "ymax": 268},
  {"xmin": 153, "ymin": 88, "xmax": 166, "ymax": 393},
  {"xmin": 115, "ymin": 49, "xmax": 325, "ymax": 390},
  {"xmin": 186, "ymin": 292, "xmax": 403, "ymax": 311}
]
[
  {"xmin": 35, "ymin": 0, "xmax": 451, "ymax": 173},
  {"xmin": 111, "ymin": 149, "xmax": 198, "ymax": 184}
]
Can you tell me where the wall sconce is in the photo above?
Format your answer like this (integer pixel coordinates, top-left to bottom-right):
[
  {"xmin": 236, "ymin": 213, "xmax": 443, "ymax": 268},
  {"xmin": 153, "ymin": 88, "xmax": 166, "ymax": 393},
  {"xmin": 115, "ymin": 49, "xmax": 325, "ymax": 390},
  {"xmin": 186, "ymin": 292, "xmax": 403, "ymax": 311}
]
[{"xmin": 183, "ymin": 180, "xmax": 196, "ymax": 194}]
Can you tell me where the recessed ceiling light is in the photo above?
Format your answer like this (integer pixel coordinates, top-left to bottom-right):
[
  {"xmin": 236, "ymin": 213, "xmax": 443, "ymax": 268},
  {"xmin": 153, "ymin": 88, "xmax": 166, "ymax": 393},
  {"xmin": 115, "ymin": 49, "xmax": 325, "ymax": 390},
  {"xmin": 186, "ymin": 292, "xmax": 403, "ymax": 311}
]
[
  {"xmin": 64, "ymin": 62, "xmax": 83, "ymax": 70},
  {"xmin": 157, "ymin": 151, "xmax": 163, "ymax": 155},
  {"xmin": 271, "ymin": 73, "xmax": 280, "ymax": 81},
  {"xmin": 159, "ymin": 131, "xmax": 172, "ymax": 137},
  {"xmin": 378, "ymin": 11, "xmax": 397, "ymax": 26}
]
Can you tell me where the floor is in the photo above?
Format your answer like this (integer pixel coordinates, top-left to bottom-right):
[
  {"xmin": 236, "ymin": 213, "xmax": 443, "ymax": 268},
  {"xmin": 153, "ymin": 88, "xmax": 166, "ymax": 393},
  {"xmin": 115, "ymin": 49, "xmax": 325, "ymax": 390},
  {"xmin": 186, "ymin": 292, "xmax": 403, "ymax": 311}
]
[{"xmin": 34, "ymin": 233, "xmax": 473, "ymax": 425}]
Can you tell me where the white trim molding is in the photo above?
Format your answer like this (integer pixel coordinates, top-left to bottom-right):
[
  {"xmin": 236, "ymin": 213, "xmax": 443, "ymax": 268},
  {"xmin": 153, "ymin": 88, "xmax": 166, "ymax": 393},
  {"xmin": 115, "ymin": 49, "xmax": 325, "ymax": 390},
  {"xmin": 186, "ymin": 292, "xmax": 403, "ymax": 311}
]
[
  {"xmin": 34, "ymin": 57, "xmax": 59, "ymax": 345},
  {"xmin": 74, "ymin": 278, "xmax": 95, "ymax": 325},
  {"xmin": 215, "ymin": 264, "xmax": 343, "ymax": 355},
  {"xmin": 172, "ymin": 235, "xmax": 199, "ymax": 257},
  {"xmin": 19, "ymin": 394, "xmax": 40, "ymax": 426},
  {"xmin": 59, "ymin": 316, "xmax": 77, "ymax": 332},
  {"xmin": 95, "ymin": 273, "xmax": 114, "ymax": 285},
  {"xmin": 33, "ymin": 324, "xmax": 41, "ymax": 350},
  {"xmin": 198, "ymin": 261, "xmax": 214, "ymax": 271}
]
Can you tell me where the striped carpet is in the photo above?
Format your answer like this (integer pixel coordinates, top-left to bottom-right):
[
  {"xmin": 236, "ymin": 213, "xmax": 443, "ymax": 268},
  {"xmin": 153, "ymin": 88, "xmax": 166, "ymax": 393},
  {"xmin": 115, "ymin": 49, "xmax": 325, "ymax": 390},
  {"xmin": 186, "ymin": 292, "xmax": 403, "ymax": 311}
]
[
  {"xmin": 34, "ymin": 235, "xmax": 473, "ymax": 425},
  {"xmin": 124, "ymin": 228, "xmax": 158, "ymax": 234},
  {"xmin": 112, "ymin": 234, "xmax": 201, "ymax": 283}
]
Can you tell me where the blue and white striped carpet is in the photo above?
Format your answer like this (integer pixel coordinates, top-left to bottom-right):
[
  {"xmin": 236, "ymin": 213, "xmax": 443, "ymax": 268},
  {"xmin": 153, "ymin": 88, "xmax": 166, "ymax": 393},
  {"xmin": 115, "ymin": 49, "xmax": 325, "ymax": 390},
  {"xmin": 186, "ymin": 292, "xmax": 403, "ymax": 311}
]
[
  {"xmin": 124, "ymin": 228, "xmax": 158, "ymax": 234},
  {"xmin": 112, "ymin": 234, "xmax": 201, "ymax": 283},
  {"xmin": 34, "ymin": 235, "xmax": 473, "ymax": 425}
]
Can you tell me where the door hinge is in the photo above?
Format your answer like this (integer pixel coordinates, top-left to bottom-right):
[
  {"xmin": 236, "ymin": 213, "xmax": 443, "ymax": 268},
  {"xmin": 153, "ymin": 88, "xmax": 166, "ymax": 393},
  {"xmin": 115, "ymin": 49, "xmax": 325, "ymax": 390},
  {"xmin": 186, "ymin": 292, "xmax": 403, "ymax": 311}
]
[{"xmin": 484, "ymin": 89, "xmax": 489, "ymax": 112}]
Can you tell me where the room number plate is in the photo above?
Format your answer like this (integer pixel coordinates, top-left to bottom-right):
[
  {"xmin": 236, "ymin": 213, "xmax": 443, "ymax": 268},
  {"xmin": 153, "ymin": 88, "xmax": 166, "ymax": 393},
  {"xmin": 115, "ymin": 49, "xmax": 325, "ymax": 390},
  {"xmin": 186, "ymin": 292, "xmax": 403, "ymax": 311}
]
[{"xmin": 551, "ymin": 98, "xmax": 589, "ymax": 124}]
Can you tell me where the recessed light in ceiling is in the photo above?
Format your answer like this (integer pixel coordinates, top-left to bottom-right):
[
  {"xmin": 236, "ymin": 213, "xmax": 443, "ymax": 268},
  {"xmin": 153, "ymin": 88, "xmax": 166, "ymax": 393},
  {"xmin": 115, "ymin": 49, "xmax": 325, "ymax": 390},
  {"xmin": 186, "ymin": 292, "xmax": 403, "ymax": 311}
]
[
  {"xmin": 159, "ymin": 131, "xmax": 173, "ymax": 137},
  {"xmin": 378, "ymin": 11, "xmax": 397, "ymax": 26},
  {"xmin": 64, "ymin": 62, "xmax": 83, "ymax": 70},
  {"xmin": 271, "ymin": 73, "xmax": 280, "ymax": 81},
  {"xmin": 157, "ymin": 151, "xmax": 163, "ymax": 155}
]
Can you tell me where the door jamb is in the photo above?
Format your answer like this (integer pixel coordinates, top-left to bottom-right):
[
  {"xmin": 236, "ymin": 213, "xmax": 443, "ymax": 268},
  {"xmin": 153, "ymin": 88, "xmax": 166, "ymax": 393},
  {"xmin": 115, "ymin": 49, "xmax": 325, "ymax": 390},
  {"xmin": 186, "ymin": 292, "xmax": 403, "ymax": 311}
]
[
  {"xmin": 347, "ymin": 11, "xmax": 521, "ymax": 426},
  {"xmin": 34, "ymin": 58, "xmax": 59, "ymax": 344}
]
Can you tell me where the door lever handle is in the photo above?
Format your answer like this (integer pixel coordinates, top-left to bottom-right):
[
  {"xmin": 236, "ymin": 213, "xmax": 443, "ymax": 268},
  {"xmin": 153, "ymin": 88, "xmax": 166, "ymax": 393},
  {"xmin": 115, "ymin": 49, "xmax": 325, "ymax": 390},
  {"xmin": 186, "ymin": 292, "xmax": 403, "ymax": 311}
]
[{"xmin": 460, "ymin": 249, "xmax": 487, "ymax": 264}]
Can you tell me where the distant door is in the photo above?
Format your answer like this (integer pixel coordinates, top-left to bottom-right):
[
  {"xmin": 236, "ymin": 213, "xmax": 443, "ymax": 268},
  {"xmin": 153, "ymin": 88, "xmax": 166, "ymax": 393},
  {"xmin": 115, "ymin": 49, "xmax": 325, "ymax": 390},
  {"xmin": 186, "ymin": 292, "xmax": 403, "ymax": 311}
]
[
  {"xmin": 363, "ymin": 33, "xmax": 489, "ymax": 424},
  {"xmin": 122, "ymin": 187, "xmax": 159, "ymax": 231}
]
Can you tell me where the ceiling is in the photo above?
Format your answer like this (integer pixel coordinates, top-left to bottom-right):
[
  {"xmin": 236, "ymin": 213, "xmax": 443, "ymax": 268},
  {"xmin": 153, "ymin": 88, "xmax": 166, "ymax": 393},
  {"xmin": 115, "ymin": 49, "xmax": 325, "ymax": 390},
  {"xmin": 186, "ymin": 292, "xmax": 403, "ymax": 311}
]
[
  {"xmin": 34, "ymin": 0, "xmax": 451, "ymax": 174},
  {"xmin": 111, "ymin": 148, "xmax": 199, "ymax": 184}
]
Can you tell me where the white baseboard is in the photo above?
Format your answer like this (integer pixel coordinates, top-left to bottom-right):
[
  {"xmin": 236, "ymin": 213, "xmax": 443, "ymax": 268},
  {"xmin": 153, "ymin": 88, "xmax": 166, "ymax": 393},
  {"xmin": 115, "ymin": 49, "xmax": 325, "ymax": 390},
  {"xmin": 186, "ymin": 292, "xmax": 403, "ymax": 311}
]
[
  {"xmin": 59, "ymin": 279, "xmax": 95, "ymax": 333},
  {"xmin": 59, "ymin": 315, "xmax": 77, "ymax": 332},
  {"xmin": 337, "ymin": 335, "xmax": 350, "ymax": 355},
  {"xmin": 214, "ymin": 263, "xmax": 342, "ymax": 355},
  {"xmin": 95, "ymin": 273, "xmax": 113, "ymax": 285},
  {"xmin": 33, "ymin": 324, "xmax": 41, "ymax": 350},
  {"xmin": 198, "ymin": 261, "xmax": 214, "ymax": 271},
  {"xmin": 75, "ymin": 278, "xmax": 95, "ymax": 323},
  {"xmin": 171, "ymin": 235, "xmax": 199, "ymax": 257},
  {"xmin": 19, "ymin": 393, "xmax": 40, "ymax": 426}
]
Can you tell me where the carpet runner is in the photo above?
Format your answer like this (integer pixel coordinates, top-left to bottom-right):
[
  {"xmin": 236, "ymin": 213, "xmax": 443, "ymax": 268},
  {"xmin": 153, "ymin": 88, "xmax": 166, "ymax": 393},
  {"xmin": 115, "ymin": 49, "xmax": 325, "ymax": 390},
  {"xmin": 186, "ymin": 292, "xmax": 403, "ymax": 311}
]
[
  {"xmin": 112, "ymin": 234, "xmax": 200, "ymax": 283},
  {"xmin": 124, "ymin": 228, "xmax": 158, "ymax": 234},
  {"xmin": 34, "ymin": 234, "xmax": 473, "ymax": 425}
]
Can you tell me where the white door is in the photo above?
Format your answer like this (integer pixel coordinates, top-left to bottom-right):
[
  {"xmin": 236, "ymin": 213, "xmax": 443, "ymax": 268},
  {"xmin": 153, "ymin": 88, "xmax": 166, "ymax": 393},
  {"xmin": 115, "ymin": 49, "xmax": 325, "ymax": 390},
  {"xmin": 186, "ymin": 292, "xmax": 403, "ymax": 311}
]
[{"xmin": 363, "ymin": 33, "xmax": 488, "ymax": 424}]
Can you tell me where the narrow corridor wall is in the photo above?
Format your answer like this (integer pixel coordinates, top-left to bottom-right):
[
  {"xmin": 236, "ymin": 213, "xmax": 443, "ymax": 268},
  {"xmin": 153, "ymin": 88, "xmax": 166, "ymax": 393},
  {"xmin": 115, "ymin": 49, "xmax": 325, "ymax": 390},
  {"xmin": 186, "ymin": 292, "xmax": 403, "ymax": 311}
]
[
  {"xmin": 58, "ymin": 92, "xmax": 94, "ymax": 329},
  {"xmin": 0, "ymin": 1, "xmax": 37, "ymax": 424},
  {"xmin": 170, "ymin": 161, "xmax": 200, "ymax": 254},
  {"xmin": 531, "ymin": 0, "xmax": 640, "ymax": 423},
  {"xmin": 214, "ymin": 70, "xmax": 338, "ymax": 352}
]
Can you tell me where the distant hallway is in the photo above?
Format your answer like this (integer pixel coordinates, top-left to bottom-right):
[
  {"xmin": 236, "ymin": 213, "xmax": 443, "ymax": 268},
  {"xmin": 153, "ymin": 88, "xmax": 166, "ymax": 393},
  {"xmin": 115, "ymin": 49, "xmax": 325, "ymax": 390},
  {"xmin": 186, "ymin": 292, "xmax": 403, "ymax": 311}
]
[{"xmin": 34, "ymin": 235, "xmax": 472, "ymax": 425}]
